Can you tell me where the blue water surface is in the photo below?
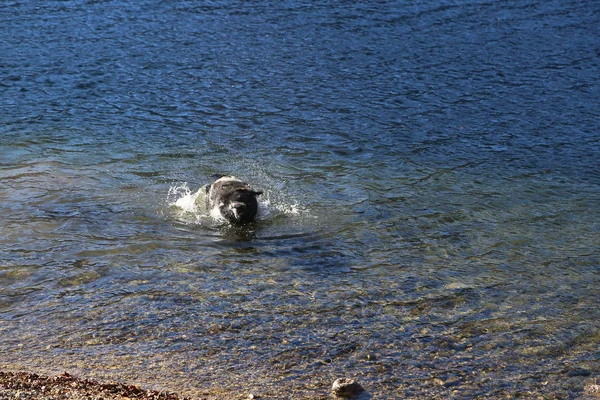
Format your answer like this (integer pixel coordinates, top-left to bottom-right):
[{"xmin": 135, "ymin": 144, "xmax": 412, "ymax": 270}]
[{"xmin": 1, "ymin": 0, "xmax": 599, "ymax": 398}]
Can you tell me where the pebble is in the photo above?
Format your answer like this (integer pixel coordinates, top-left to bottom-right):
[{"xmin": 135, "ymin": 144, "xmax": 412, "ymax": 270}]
[{"xmin": 331, "ymin": 378, "xmax": 364, "ymax": 398}]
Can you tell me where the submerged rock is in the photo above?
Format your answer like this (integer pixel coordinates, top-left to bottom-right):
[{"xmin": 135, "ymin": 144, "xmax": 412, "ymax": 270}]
[{"xmin": 331, "ymin": 378, "xmax": 364, "ymax": 398}]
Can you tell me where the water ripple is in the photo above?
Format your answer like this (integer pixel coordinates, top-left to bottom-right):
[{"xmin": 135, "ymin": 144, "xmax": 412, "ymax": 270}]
[{"xmin": 1, "ymin": 0, "xmax": 599, "ymax": 398}]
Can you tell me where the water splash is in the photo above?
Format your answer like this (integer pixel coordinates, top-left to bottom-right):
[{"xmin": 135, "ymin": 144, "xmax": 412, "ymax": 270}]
[
  {"xmin": 168, "ymin": 183, "xmax": 203, "ymax": 212},
  {"xmin": 168, "ymin": 182, "xmax": 306, "ymax": 226}
]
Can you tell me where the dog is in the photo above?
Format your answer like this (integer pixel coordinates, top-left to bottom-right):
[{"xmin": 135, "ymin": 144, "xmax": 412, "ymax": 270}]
[{"xmin": 205, "ymin": 176, "xmax": 263, "ymax": 224}]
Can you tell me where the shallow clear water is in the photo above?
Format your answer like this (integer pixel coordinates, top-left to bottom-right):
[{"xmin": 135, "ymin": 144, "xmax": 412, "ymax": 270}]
[{"xmin": 1, "ymin": 0, "xmax": 599, "ymax": 398}]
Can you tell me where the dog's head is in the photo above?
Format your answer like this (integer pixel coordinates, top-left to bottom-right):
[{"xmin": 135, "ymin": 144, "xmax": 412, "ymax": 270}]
[{"xmin": 208, "ymin": 177, "xmax": 263, "ymax": 224}]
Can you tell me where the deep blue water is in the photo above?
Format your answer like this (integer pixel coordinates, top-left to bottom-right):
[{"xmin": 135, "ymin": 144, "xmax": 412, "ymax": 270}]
[{"xmin": 1, "ymin": 0, "xmax": 599, "ymax": 398}]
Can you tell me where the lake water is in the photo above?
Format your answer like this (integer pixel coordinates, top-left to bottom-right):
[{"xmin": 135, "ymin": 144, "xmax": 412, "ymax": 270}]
[{"xmin": 1, "ymin": 0, "xmax": 599, "ymax": 398}]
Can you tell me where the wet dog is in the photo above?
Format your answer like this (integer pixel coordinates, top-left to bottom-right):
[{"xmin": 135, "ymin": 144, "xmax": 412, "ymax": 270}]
[{"xmin": 205, "ymin": 176, "xmax": 262, "ymax": 224}]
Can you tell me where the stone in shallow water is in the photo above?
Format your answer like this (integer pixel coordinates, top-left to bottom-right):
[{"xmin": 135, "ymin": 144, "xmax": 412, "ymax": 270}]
[
  {"xmin": 568, "ymin": 368, "xmax": 592, "ymax": 377},
  {"xmin": 331, "ymin": 378, "xmax": 365, "ymax": 398}
]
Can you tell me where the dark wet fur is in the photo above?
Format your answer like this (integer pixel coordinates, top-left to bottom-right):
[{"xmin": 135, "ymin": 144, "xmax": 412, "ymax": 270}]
[{"xmin": 206, "ymin": 178, "xmax": 262, "ymax": 224}]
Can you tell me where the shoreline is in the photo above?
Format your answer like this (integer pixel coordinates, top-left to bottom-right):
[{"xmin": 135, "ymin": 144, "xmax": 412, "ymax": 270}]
[
  {"xmin": 0, "ymin": 370, "xmax": 337, "ymax": 400},
  {"xmin": 2, "ymin": 369, "xmax": 600, "ymax": 399},
  {"xmin": 0, "ymin": 371, "xmax": 196, "ymax": 400}
]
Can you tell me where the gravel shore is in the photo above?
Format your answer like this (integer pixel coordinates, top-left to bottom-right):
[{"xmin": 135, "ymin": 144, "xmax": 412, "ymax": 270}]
[{"xmin": 0, "ymin": 371, "xmax": 190, "ymax": 400}]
